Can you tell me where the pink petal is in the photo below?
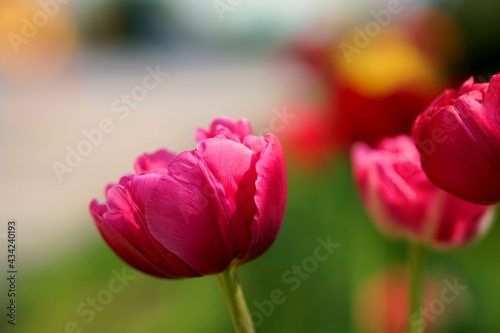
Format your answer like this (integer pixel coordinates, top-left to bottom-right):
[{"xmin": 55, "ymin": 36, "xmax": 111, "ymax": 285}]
[
  {"xmin": 241, "ymin": 134, "xmax": 287, "ymax": 264},
  {"xmin": 352, "ymin": 138, "xmax": 432, "ymax": 239},
  {"xmin": 92, "ymin": 175, "xmax": 201, "ymax": 278},
  {"xmin": 243, "ymin": 135, "xmax": 266, "ymax": 153},
  {"xmin": 372, "ymin": 159, "xmax": 431, "ymax": 237},
  {"xmin": 145, "ymin": 139, "xmax": 258, "ymax": 275},
  {"xmin": 195, "ymin": 117, "xmax": 253, "ymax": 142},
  {"xmin": 196, "ymin": 138, "xmax": 259, "ymax": 254},
  {"xmin": 418, "ymin": 102, "xmax": 500, "ymax": 203},
  {"xmin": 90, "ymin": 200, "xmax": 172, "ymax": 277},
  {"xmin": 133, "ymin": 149, "xmax": 176, "ymax": 174},
  {"xmin": 351, "ymin": 142, "xmax": 371, "ymax": 199},
  {"xmin": 484, "ymin": 73, "xmax": 500, "ymax": 130},
  {"xmin": 433, "ymin": 194, "xmax": 494, "ymax": 246}
]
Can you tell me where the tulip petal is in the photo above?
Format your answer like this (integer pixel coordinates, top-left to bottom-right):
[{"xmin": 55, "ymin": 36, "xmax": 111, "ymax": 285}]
[
  {"xmin": 195, "ymin": 117, "xmax": 253, "ymax": 143},
  {"xmin": 484, "ymin": 73, "xmax": 500, "ymax": 130},
  {"xmin": 92, "ymin": 174, "xmax": 201, "ymax": 278},
  {"xmin": 373, "ymin": 160, "xmax": 432, "ymax": 237},
  {"xmin": 146, "ymin": 139, "xmax": 257, "ymax": 275},
  {"xmin": 434, "ymin": 194, "xmax": 494, "ymax": 246},
  {"xmin": 196, "ymin": 138, "xmax": 260, "ymax": 259},
  {"xmin": 133, "ymin": 149, "xmax": 176, "ymax": 174},
  {"xmin": 418, "ymin": 102, "xmax": 500, "ymax": 203},
  {"xmin": 90, "ymin": 200, "xmax": 173, "ymax": 277},
  {"xmin": 352, "ymin": 139, "xmax": 432, "ymax": 239},
  {"xmin": 241, "ymin": 134, "xmax": 287, "ymax": 263},
  {"xmin": 243, "ymin": 135, "xmax": 266, "ymax": 153},
  {"xmin": 413, "ymin": 74, "xmax": 500, "ymax": 204}
]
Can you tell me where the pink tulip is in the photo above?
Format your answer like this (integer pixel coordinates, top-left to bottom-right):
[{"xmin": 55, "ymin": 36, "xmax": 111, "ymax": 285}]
[
  {"xmin": 351, "ymin": 135, "xmax": 494, "ymax": 247},
  {"xmin": 412, "ymin": 73, "xmax": 500, "ymax": 204},
  {"xmin": 90, "ymin": 117, "xmax": 287, "ymax": 278}
]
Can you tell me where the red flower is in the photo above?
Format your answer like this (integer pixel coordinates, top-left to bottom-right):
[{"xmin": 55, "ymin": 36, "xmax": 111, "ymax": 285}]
[
  {"xmin": 412, "ymin": 74, "xmax": 500, "ymax": 204},
  {"xmin": 285, "ymin": 24, "xmax": 449, "ymax": 168},
  {"xmin": 351, "ymin": 135, "xmax": 494, "ymax": 247},
  {"xmin": 90, "ymin": 117, "xmax": 287, "ymax": 278}
]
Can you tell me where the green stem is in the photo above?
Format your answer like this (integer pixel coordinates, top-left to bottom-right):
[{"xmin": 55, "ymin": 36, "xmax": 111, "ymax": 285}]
[
  {"xmin": 407, "ymin": 242, "xmax": 426, "ymax": 333},
  {"xmin": 218, "ymin": 267, "xmax": 255, "ymax": 333}
]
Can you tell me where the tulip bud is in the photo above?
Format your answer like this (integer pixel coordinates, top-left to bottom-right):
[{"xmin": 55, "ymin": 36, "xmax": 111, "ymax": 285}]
[
  {"xmin": 351, "ymin": 135, "xmax": 494, "ymax": 247},
  {"xmin": 412, "ymin": 73, "xmax": 500, "ymax": 204},
  {"xmin": 90, "ymin": 117, "xmax": 287, "ymax": 278}
]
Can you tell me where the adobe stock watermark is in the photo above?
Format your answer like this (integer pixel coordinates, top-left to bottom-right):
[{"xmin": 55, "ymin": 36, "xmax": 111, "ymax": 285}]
[
  {"xmin": 403, "ymin": 278, "xmax": 468, "ymax": 333},
  {"xmin": 228, "ymin": 236, "xmax": 341, "ymax": 332},
  {"xmin": 213, "ymin": 0, "xmax": 244, "ymax": 21},
  {"xmin": 51, "ymin": 65, "xmax": 169, "ymax": 182},
  {"xmin": 339, "ymin": 0, "xmax": 408, "ymax": 63},
  {"xmin": 7, "ymin": 0, "xmax": 73, "ymax": 54},
  {"xmin": 258, "ymin": 106, "xmax": 297, "ymax": 136},
  {"xmin": 49, "ymin": 268, "xmax": 135, "ymax": 333}
]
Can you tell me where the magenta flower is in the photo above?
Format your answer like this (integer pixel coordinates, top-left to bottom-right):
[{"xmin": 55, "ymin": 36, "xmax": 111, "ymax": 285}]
[
  {"xmin": 412, "ymin": 74, "xmax": 500, "ymax": 204},
  {"xmin": 351, "ymin": 135, "xmax": 494, "ymax": 247},
  {"xmin": 90, "ymin": 117, "xmax": 287, "ymax": 278}
]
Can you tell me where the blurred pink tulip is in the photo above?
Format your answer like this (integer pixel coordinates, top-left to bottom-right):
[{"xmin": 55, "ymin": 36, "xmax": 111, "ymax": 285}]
[
  {"xmin": 351, "ymin": 135, "xmax": 494, "ymax": 247},
  {"xmin": 412, "ymin": 73, "xmax": 500, "ymax": 204},
  {"xmin": 90, "ymin": 117, "xmax": 287, "ymax": 278}
]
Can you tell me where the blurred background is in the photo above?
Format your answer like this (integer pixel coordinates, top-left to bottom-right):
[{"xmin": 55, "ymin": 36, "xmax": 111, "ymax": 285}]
[{"xmin": 1, "ymin": 0, "xmax": 499, "ymax": 332}]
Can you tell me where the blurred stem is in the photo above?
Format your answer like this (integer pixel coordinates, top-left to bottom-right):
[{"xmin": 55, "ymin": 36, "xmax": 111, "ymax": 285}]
[
  {"xmin": 218, "ymin": 267, "xmax": 255, "ymax": 333},
  {"xmin": 407, "ymin": 242, "xmax": 426, "ymax": 333}
]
